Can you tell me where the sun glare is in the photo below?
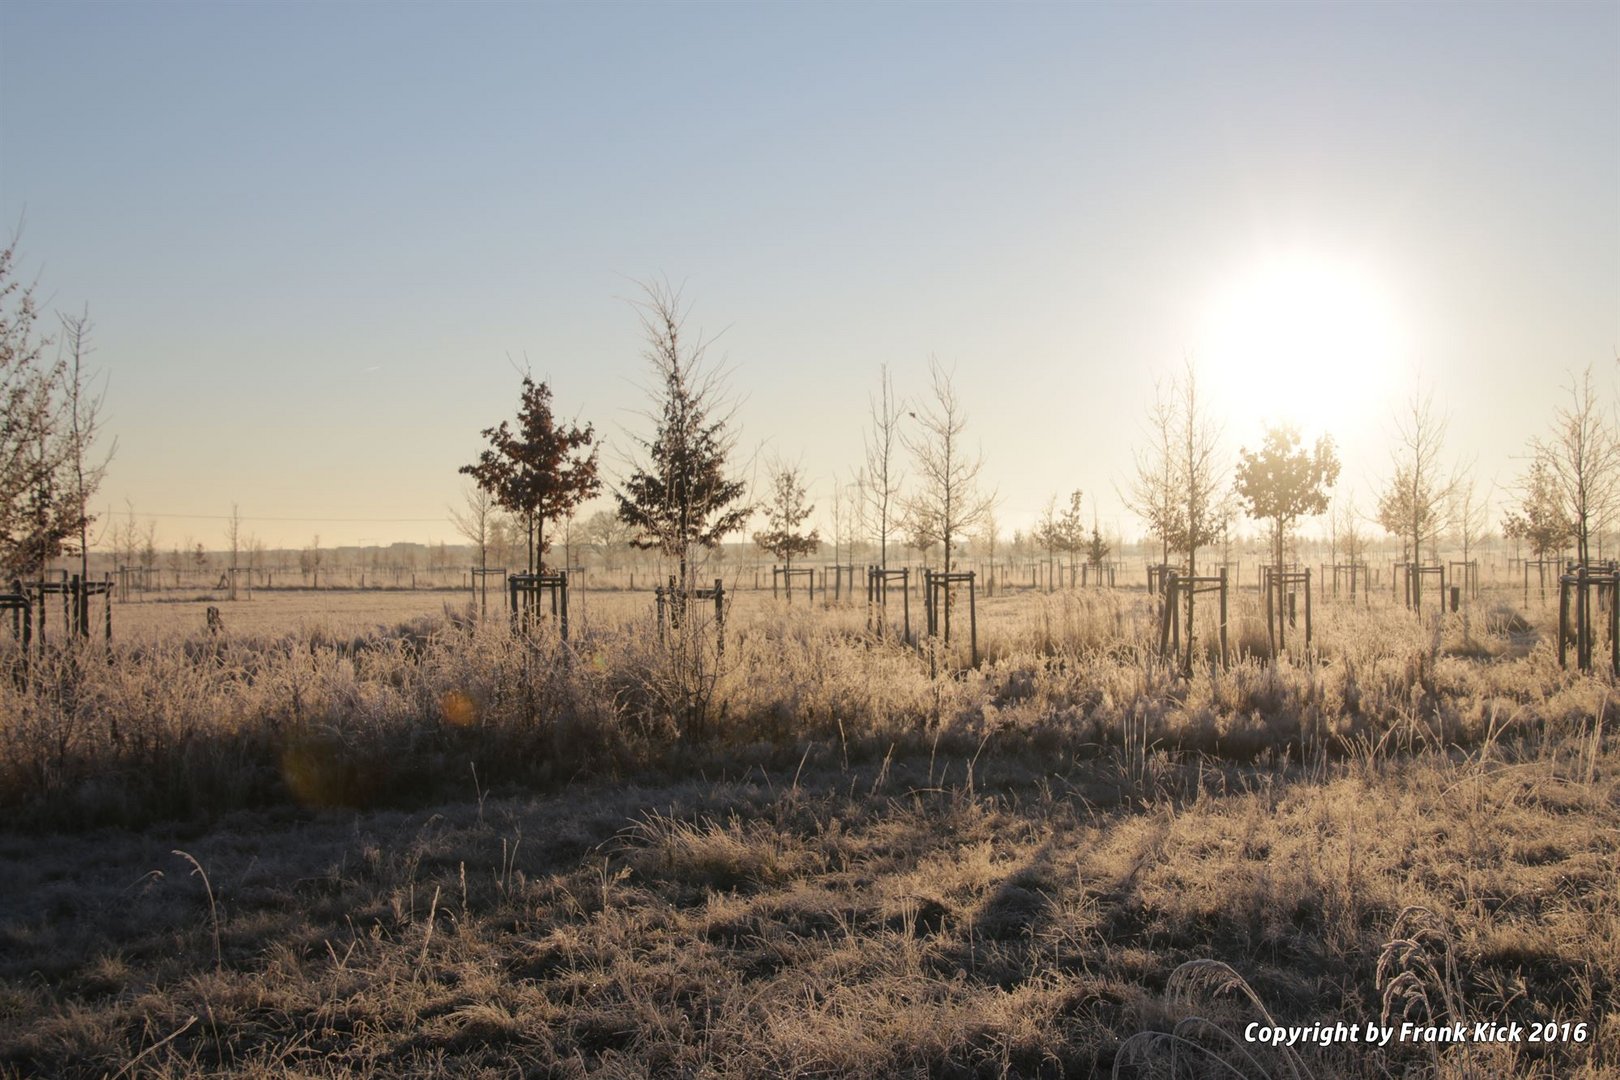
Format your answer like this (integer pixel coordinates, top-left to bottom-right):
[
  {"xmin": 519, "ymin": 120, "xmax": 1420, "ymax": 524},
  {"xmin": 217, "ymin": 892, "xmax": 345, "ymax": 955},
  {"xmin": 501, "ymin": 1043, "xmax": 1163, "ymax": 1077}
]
[{"xmin": 1195, "ymin": 254, "xmax": 1407, "ymax": 438}]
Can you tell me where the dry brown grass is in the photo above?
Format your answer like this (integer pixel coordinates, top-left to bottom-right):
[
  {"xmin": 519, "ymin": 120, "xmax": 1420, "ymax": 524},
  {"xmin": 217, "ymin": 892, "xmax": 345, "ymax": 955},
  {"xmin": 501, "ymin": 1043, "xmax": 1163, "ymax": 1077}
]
[
  {"xmin": 0, "ymin": 583, "xmax": 1613, "ymax": 1076},
  {"xmin": 0, "ymin": 584, "xmax": 1587, "ymax": 830},
  {"xmin": 1, "ymin": 732, "xmax": 1613, "ymax": 1077}
]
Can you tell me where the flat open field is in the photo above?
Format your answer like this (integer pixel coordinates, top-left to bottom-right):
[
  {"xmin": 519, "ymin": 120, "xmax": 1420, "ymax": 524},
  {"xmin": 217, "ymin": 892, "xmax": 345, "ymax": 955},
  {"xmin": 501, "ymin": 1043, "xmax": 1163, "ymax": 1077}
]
[
  {"xmin": 1, "ymin": 581, "xmax": 1612, "ymax": 1077},
  {"xmin": 105, "ymin": 583, "xmax": 1170, "ymax": 648},
  {"xmin": 85, "ymin": 572, "xmax": 1557, "ymax": 651},
  {"xmin": 111, "ymin": 589, "xmax": 479, "ymax": 641}
]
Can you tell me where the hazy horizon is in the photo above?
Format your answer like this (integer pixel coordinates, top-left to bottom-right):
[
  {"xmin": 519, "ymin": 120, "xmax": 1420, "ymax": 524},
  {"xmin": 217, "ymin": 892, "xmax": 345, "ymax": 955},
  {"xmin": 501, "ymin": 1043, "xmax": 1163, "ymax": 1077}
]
[{"xmin": 2, "ymin": 0, "xmax": 1615, "ymax": 550}]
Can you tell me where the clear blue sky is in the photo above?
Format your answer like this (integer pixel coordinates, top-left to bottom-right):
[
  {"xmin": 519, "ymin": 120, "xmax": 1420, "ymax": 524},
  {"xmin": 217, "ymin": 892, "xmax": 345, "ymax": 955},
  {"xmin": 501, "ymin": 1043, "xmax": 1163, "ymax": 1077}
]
[{"xmin": 2, "ymin": 1, "xmax": 1615, "ymax": 550}]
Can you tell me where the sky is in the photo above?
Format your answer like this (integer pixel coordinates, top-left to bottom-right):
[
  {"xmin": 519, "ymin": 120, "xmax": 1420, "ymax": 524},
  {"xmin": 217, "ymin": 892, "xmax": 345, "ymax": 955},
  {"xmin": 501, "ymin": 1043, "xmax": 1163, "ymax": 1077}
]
[{"xmin": 1, "ymin": 1, "xmax": 1616, "ymax": 552}]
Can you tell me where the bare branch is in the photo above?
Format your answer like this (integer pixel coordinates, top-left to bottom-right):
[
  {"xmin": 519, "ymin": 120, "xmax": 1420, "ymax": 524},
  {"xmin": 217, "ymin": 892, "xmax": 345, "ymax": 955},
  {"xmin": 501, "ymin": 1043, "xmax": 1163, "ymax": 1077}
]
[{"xmin": 900, "ymin": 357, "xmax": 995, "ymax": 574}]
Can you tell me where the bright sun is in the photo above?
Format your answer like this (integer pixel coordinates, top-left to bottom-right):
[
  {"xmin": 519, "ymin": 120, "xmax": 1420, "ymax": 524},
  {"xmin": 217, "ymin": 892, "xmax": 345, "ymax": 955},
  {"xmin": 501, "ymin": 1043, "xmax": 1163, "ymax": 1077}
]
[{"xmin": 1195, "ymin": 253, "xmax": 1407, "ymax": 438}]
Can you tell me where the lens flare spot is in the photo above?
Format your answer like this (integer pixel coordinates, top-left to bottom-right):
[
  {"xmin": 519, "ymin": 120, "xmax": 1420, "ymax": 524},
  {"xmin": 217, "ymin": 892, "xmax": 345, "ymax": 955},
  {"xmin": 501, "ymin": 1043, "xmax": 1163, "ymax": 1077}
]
[
  {"xmin": 441, "ymin": 690, "xmax": 477, "ymax": 727},
  {"xmin": 280, "ymin": 737, "xmax": 361, "ymax": 808}
]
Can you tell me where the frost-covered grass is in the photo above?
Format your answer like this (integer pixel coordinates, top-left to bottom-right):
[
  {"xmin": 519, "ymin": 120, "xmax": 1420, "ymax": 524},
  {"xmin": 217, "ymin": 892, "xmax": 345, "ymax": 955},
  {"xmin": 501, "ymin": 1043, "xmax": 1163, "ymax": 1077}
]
[{"xmin": 0, "ymin": 585, "xmax": 1613, "ymax": 1076}]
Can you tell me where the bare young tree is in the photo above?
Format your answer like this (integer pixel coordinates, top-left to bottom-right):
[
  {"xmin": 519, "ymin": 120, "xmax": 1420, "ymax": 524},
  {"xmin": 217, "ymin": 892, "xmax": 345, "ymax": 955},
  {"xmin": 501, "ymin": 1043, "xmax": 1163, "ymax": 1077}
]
[
  {"xmin": 1334, "ymin": 493, "xmax": 1369, "ymax": 569},
  {"xmin": 977, "ymin": 505, "xmax": 999, "ymax": 563},
  {"xmin": 1169, "ymin": 364, "xmax": 1229, "ymax": 659},
  {"xmin": 225, "ymin": 502, "xmax": 242, "ymax": 600},
  {"xmin": 1123, "ymin": 363, "xmax": 1226, "ymax": 661},
  {"xmin": 1121, "ymin": 378, "xmax": 1181, "ymax": 567},
  {"xmin": 110, "ymin": 499, "xmax": 140, "ymax": 576},
  {"xmin": 1035, "ymin": 493, "xmax": 1060, "ymax": 591},
  {"xmin": 1377, "ymin": 389, "xmax": 1456, "ymax": 608},
  {"xmin": 1008, "ymin": 528, "xmax": 1029, "ymax": 569},
  {"xmin": 828, "ymin": 477, "xmax": 861, "ymax": 570},
  {"xmin": 1036, "ymin": 491, "xmax": 1085, "ymax": 589},
  {"xmin": 1532, "ymin": 364, "xmax": 1620, "ymax": 567},
  {"xmin": 489, "ymin": 513, "xmax": 521, "ymax": 570},
  {"xmin": 247, "ymin": 534, "xmax": 264, "ymax": 587},
  {"xmin": 449, "ymin": 484, "xmax": 498, "ymax": 570},
  {"xmin": 829, "ymin": 479, "xmax": 846, "ymax": 570},
  {"xmin": 300, "ymin": 534, "xmax": 322, "ymax": 588},
  {"xmin": 54, "ymin": 308, "xmax": 113, "ymax": 608},
  {"xmin": 859, "ymin": 364, "xmax": 905, "ymax": 570},
  {"xmin": 1170, "ymin": 363, "xmax": 1226, "ymax": 579},
  {"xmin": 559, "ymin": 507, "xmax": 580, "ymax": 573},
  {"xmin": 139, "ymin": 519, "xmax": 157, "ymax": 577},
  {"xmin": 842, "ymin": 480, "xmax": 863, "ymax": 563},
  {"xmin": 1449, "ymin": 475, "xmax": 1490, "ymax": 572},
  {"xmin": 1449, "ymin": 474, "xmax": 1490, "ymax": 633},
  {"xmin": 901, "ymin": 508, "xmax": 939, "ymax": 564},
  {"xmin": 582, "ymin": 508, "xmax": 633, "ymax": 571},
  {"xmin": 901, "ymin": 358, "xmax": 993, "ymax": 576}
]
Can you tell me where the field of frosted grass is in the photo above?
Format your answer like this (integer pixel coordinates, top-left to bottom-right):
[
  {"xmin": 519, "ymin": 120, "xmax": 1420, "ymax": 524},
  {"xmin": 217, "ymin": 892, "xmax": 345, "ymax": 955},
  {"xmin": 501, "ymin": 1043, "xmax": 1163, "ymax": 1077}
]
[
  {"xmin": 0, "ymin": 579, "xmax": 1576, "ymax": 830},
  {"xmin": 0, "ymin": 579, "xmax": 1613, "ymax": 1077}
]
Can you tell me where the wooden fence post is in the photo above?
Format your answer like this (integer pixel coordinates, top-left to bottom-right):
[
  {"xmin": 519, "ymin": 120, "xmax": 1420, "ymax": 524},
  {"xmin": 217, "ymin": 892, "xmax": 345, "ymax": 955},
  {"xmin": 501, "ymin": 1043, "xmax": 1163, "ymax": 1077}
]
[{"xmin": 968, "ymin": 571, "xmax": 978, "ymax": 668}]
